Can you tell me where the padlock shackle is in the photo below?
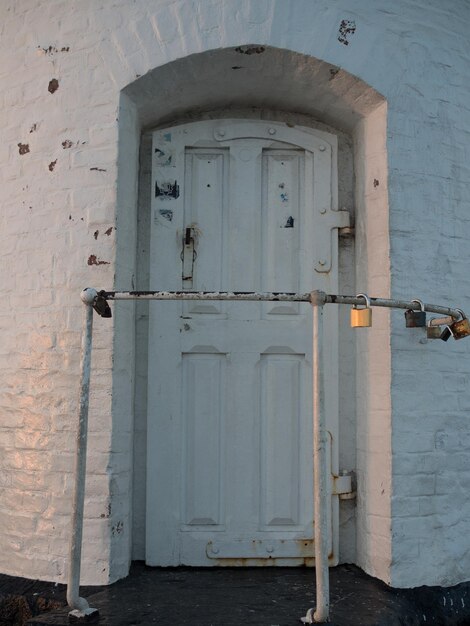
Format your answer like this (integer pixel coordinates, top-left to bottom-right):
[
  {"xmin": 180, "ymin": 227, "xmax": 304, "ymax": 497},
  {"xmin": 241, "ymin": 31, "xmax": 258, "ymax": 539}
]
[
  {"xmin": 410, "ymin": 299, "xmax": 425, "ymax": 312},
  {"xmin": 355, "ymin": 293, "xmax": 371, "ymax": 309},
  {"xmin": 455, "ymin": 308, "xmax": 467, "ymax": 321}
]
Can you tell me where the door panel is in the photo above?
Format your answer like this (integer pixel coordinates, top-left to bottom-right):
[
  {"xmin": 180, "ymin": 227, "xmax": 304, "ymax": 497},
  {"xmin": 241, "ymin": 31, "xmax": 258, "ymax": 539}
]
[{"xmin": 146, "ymin": 119, "xmax": 340, "ymax": 566}]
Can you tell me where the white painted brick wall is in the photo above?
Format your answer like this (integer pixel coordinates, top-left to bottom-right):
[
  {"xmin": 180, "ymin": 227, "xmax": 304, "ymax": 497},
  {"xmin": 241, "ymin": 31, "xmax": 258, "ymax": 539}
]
[{"xmin": 1, "ymin": 0, "xmax": 470, "ymax": 588}]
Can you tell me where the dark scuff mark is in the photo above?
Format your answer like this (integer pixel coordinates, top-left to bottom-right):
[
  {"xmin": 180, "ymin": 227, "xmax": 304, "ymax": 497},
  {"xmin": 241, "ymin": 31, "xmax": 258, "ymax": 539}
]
[
  {"xmin": 112, "ymin": 521, "xmax": 124, "ymax": 535},
  {"xmin": 235, "ymin": 45, "xmax": 265, "ymax": 55},
  {"xmin": 232, "ymin": 66, "xmax": 243, "ymax": 70},
  {"xmin": 155, "ymin": 180, "xmax": 179, "ymax": 199},
  {"xmin": 284, "ymin": 216, "xmax": 294, "ymax": 228},
  {"xmin": 338, "ymin": 20, "xmax": 356, "ymax": 45},
  {"xmin": 39, "ymin": 45, "xmax": 70, "ymax": 55},
  {"xmin": 48, "ymin": 159, "xmax": 57, "ymax": 171},
  {"xmin": 18, "ymin": 143, "xmax": 30, "ymax": 155},
  {"xmin": 29, "ymin": 123, "xmax": 37, "ymax": 133},
  {"xmin": 87, "ymin": 254, "xmax": 110, "ymax": 266},
  {"xmin": 105, "ymin": 227, "xmax": 113, "ymax": 236},
  {"xmin": 94, "ymin": 230, "xmax": 99, "ymax": 240},
  {"xmin": 329, "ymin": 67, "xmax": 340, "ymax": 80},
  {"xmin": 373, "ymin": 179, "xmax": 380, "ymax": 188},
  {"xmin": 159, "ymin": 209, "xmax": 173, "ymax": 221},
  {"xmin": 69, "ymin": 215, "xmax": 72, "ymax": 220},
  {"xmin": 48, "ymin": 78, "xmax": 59, "ymax": 94},
  {"xmin": 62, "ymin": 139, "xmax": 73, "ymax": 149},
  {"xmin": 90, "ymin": 167, "xmax": 107, "ymax": 172}
]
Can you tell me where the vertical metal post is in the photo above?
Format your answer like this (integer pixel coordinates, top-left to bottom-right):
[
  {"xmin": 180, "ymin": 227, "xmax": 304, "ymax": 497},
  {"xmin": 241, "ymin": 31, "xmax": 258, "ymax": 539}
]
[
  {"xmin": 302, "ymin": 291, "xmax": 329, "ymax": 624},
  {"xmin": 67, "ymin": 289, "xmax": 99, "ymax": 620}
]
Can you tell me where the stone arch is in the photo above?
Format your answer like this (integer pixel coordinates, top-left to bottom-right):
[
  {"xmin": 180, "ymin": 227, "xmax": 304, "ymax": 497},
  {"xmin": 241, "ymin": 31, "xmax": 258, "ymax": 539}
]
[{"xmin": 111, "ymin": 45, "xmax": 390, "ymax": 582}]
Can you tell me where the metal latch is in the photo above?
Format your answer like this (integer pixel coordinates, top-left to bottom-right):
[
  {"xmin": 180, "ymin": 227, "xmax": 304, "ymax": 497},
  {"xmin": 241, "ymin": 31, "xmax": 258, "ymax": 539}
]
[
  {"xmin": 332, "ymin": 470, "xmax": 356, "ymax": 500},
  {"xmin": 182, "ymin": 227, "xmax": 196, "ymax": 285}
]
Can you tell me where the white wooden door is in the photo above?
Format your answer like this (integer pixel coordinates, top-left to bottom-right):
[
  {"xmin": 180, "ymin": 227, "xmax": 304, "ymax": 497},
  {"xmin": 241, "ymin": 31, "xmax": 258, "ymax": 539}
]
[{"xmin": 146, "ymin": 120, "xmax": 344, "ymax": 566}]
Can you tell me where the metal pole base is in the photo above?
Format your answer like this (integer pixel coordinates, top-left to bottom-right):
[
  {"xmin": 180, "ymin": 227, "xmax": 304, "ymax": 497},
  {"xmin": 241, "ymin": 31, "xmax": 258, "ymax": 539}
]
[
  {"xmin": 300, "ymin": 607, "xmax": 329, "ymax": 624},
  {"xmin": 68, "ymin": 607, "xmax": 100, "ymax": 623}
]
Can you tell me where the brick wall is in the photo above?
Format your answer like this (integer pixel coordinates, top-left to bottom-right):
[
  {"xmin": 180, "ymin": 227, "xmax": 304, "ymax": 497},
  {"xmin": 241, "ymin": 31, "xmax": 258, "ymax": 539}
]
[{"xmin": 0, "ymin": 0, "xmax": 469, "ymax": 587}]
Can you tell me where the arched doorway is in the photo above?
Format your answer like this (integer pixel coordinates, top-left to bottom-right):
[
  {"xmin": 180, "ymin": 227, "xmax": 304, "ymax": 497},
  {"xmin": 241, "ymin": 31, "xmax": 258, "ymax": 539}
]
[{"xmin": 113, "ymin": 45, "xmax": 388, "ymax": 577}]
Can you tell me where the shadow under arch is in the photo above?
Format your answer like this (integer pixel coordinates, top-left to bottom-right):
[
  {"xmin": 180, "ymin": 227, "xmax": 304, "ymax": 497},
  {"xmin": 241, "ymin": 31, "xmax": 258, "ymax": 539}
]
[{"xmin": 111, "ymin": 45, "xmax": 390, "ymax": 584}]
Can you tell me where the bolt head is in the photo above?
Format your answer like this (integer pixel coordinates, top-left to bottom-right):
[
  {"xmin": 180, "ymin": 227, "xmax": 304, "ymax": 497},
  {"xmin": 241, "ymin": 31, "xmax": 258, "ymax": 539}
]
[
  {"xmin": 319, "ymin": 145, "xmax": 326, "ymax": 152},
  {"xmin": 268, "ymin": 128, "xmax": 276, "ymax": 135}
]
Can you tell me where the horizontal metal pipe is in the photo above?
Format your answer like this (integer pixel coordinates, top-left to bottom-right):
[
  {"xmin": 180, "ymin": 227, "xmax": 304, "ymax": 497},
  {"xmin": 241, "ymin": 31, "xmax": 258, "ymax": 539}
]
[
  {"xmin": 322, "ymin": 294, "xmax": 461, "ymax": 319},
  {"xmin": 102, "ymin": 290, "xmax": 462, "ymax": 319},
  {"xmin": 103, "ymin": 290, "xmax": 311, "ymax": 302}
]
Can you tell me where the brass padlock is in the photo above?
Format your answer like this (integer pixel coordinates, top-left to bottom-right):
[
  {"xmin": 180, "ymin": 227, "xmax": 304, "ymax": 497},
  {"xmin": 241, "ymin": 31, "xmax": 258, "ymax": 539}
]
[
  {"xmin": 426, "ymin": 318, "xmax": 442, "ymax": 339},
  {"xmin": 351, "ymin": 293, "xmax": 372, "ymax": 328},
  {"xmin": 405, "ymin": 299, "xmax": 426, "ymax": 328},
  {"xmin": 450, "ymin": 309, "xmax": 470, "ymax": 340}
]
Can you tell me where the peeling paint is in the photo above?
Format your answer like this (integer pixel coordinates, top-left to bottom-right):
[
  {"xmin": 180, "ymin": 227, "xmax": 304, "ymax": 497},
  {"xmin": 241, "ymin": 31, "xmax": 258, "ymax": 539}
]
[
  {"xmin": 38, "ymin": 45, "xmax": 70, "ymax": 55},
  {"xmin": 48, "ymin": 159, "xmax": 57, "ymax": 171},
  {"xmin": 48, "ymin": 78, "xmax": 59, "ymax": 94},
  {"xmin": 87, "ymin": 254, "xmax": 110, "ymax": 266},
  {"xmin": 338, "ymin": 20, "xmax": 356, "ymax": 45},
  {"xmin": 235, "ymin": 45, "xmax": 265, "ymax": 55},
  {"xmin": 112, "ymin": 521, "xmax": 124, "ymax": 535},
  {"xmin": 17, "ymin": 143, "xmax": 30, "ymax": 155}
]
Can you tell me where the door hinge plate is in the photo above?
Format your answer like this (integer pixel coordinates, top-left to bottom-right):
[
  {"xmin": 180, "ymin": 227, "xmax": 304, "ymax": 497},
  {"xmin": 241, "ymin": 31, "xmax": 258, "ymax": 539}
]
[{"xmin": 332, "ymin": 472, "xmax": 356, "ymax": 500}]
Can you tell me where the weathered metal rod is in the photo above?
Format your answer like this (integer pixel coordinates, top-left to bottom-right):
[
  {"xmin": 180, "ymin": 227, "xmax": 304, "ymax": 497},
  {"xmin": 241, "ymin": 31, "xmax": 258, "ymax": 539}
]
[
  {"xmin": 67, "ymin": 292, "xmax": 99, "ymax": 620},
  {"xmin": 311, "ymin": 292, "xmax": 329, "ymax": 623},
  {"xmin": 102, "ymin": 290, "xmax": 462, "ymax": 319}
]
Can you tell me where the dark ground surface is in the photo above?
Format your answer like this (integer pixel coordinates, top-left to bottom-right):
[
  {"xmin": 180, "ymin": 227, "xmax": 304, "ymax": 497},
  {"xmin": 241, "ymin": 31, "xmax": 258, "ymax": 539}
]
[{"xmin": 0, "ymin": 562, "xmax": 465, "ymax": 626}]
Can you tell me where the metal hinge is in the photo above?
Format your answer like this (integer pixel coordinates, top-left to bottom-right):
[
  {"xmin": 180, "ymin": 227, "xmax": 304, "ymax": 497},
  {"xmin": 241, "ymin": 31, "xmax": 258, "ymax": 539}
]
[{"xmin": 332, "ymin": 470, "xmax": 356, "ymax": 500}]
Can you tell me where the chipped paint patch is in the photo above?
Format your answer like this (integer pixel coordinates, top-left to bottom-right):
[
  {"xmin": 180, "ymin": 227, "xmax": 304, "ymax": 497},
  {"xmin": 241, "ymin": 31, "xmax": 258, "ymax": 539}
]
[
  {"xmin": 104, "ymin": 227, "xmax": 113, "ymax": 236},
  {"xmin": 338, "ymin": 20, "xmax": 356, "ymax": 45},
  {"xmin": 284, "ymin": 216, "xmax": 294, "ymax": 228},
  {"xmin": 38, "ymin": 45, "xmax": 70, "ymax": 55},
  {"xmin": 17, "ymin": 143, "xmax": 30, "ymax": 155},
  {"xmin": 93, "ymin": 230, "xmax": 99, "ymax": 240},
  {"xmin": 29, "ymin": 123, "xmax": 38, "ymax": 133},
  {"xmin": 235, "ymin": 45, "xmax": 265, "ymax": 55},
  {"xmin": 87, "ymin": 254, "xmax": 110, "ymax": 266},
  {"xmin": 62, "ymin": 139, "xmax": 73, "ymax": 149},
  {"xmin": 48, "ymin": 159, "xmax": 57, "ymax": 171},
  {"xmin": 90, "ymin": 167, "xmax": 107, "ymax": 172},
  {"xmin": 48, "ymin": 78, "xmax": 59, "ymax": 94}
]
